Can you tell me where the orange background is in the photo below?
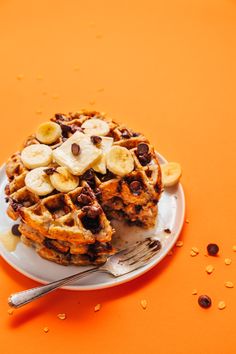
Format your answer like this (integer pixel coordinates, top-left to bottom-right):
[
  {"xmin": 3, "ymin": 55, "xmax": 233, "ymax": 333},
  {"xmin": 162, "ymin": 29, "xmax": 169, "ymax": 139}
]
[{"xmin": 0, "ymin": 0, "xmax": 236, "ymax": 353}]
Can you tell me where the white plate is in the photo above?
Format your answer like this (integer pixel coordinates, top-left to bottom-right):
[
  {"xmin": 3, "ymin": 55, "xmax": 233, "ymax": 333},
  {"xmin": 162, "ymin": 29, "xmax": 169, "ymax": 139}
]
[{"xmin": 0, "ymin": 153, "xmax": 185, "ymax": 291}]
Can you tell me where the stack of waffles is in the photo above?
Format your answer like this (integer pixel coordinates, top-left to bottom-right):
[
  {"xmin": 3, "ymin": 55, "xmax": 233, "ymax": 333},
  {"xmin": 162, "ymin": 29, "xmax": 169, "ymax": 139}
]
[{"xmin": 5, "ymin": 111, "xmax": 162, "ymax": 266}]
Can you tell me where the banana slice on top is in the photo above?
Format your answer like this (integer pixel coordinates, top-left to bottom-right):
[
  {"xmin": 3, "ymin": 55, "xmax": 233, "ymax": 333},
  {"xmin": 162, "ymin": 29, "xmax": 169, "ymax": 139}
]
[
  {"xmin": 92, "ymin": 136, "xmax": 114, "ymax": 174},
  {"xmin": 81, "ymin": 118, "xmax": 110, "ymax": 136},
  {"xmin": 160, "ymin": 162, "xmax": 182, "ymax": 187},
  {"xmin": 21, "ymin": 144, "xmax": 53, "ymax": 169},
  {"xmin": 106, "ymin": 146, "xmax": 134, "ymax": 177},
  {"xmin": 50, "ymin": 167, "xmax": 79, "ymax": 193},
  {"xmin": 36, "ymin": 122, "xmax": 62, "ymax": 145},
  {"xmin": 25, "ymin": 167, "xmax": 54, "ymax": 196}
]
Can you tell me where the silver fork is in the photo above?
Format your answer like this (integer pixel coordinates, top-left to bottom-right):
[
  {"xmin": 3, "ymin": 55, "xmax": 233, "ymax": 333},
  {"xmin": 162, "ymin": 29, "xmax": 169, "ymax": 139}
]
[{"xmin": 8, "ymin": 237, "xmax": 161, "ymax": 309}]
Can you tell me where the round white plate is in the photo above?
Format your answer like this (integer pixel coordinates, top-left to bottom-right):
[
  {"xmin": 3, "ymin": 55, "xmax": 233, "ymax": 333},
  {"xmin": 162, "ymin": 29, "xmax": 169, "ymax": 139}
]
[{"xmin": 0, "ymin": 153, "xmax": 185, "ymax": 290}]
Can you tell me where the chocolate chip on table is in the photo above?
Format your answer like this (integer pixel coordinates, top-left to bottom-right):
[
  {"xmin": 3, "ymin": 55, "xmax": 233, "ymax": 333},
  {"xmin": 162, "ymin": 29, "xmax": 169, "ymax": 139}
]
[
  {"xmin": 11, "ymin": 224, "xmax": 21, "ymax": 237},
  {"xmin": 129, "ymin": 180, "xmax": 142, "ymax": 194},
  {"xmin": 44, "ymin": 168, "xmax": 56, "ymax": 176},
  {"xmin": 137, "ymin": 143, "xmax": 149, "ymax": 155},
  {"xmin": 207, "ymin": 243, "xmax": 219, "ymax": 256},
  {"xmin": 198, "ymin": 295, "xmax": 212, "ymax": 309},
  {"xmin": 71, "ymin": 143, "xmax": 81, "ymax": 156},
  {"xmin": 91, "ymin": 135, "xmax": 102, "ymax": 145},
  {"xmin": 82, "ymin": 205, "xmax": 102, "ymax": 219}
]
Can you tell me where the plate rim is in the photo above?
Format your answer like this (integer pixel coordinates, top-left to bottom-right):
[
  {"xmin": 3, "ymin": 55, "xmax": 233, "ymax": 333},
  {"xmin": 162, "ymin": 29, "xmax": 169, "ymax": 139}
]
[{"xmin": 0, "ymin": 153, "xmax": 185, "ymax": 291}]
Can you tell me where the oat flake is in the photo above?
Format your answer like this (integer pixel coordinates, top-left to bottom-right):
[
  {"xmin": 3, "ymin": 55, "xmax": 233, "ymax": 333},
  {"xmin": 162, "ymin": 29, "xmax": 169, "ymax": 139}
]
[
  {"xmin": 225, "ymin": 258, "xmax": 232, "ymax": 265},
  {"xmin": 218, "ymin": 301, "xmax": 226, "ymax": 310},
  {"xmin": 206, "ymin": 265, "xmax": 214, "ymax": 274},
  {"xmin": 225, "ymin": 281, "xmax": 234, "ymax": 288},
  {"xmin": 141, "ymin": 300, "xmax": 147, "ymax": 309},
  {"xmin": 57, "ymin": 313, "xmax": 67, "ymax": 320}
]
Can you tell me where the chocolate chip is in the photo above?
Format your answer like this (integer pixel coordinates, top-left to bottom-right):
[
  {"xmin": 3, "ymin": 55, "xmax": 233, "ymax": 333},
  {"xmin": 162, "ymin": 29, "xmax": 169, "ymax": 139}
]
[
  {"xmin": 135, "ymin": 205, "xmax": 142, "ymax": 213},
  {"xmin": 117, "ymin": 180, "xmax": 123, "ymax": 193},
  {"xmin": 44, "ymin": 168, "xmax": 56, "ymax": 176},
  {"xmin": 81, "ymin": 186, "xmax": 94, "ymax": 196},
  {"xmin": 137, "ymin": 143, "xmax": 149, "ymax": 155},
  {"xmin": 5, "ymin": 185, "xmax": 10, "ymax": 196},
  {"xmin": 207, "ymin": 243, "xmax": 219, "ymax": 256},
  {"xmin": 145, "ymin": 169, "xmax": 152, "ymax": 178},
  {"xmin": 82, "ymin": 205, "xmax": 102, "ymax": 219},
  {"xmin": 91, "ymin": 135, "xmax": 102, "ymax": 145},
  {"xmin": 81, "ymin": 215, "xmax": 102, "ymax": 234},
  {"xmin": 129, "ymin": 180, "xmax": 142, "ymax": 194},
  {"xmin": 98, "ymin": 170, "xmax": 115, "ymax": 182},
  {"xmin": 43, "ymin": 238, "xmax": 69, "ymax": 255},
  {"xmin": 55, "ymin": 113, "xmax": 66, "ymax": 121},
  {"xmin": 198, "ymin": 295, "xmax": 212, "ymax": 309},
  {"xmin": 11, "ymin": 224, "xmax": 21, "ymax": 237},
  {"xmin": 121, "ymin": 129, "xmax": 132, "ymax": 139},
  {"xmin": 60, "ymin": 124, "xmax": 72, "ymax": 135},
  {"xmin": 164, "ymin": 228, "xmax": 171, "ymax": 234},
  {"xmin": 11, "ymin": 201, "xmax": 22, "ymax": 212},
  {"xmin": 82, "ymin": 169, "xmax": 95, "ymax": 181},
  {"xmin": 94, "ymin": 188, "xmax": 102, "ymax": 201},
  {"xmin": 14, "ymin": 165, "xmax": 20, "ymax": 175},
  {"xmin": 154, "ymin": 184, "xmax": 162, "ymax": 194},
  {"xmin": 89, "ymin": 241, "xmax": 113, "ymax": 255},
  {"xmin": 138, "ymin": 153, "xmax": 152, "ymax": 166},
  {"xmin": 133, "ymin": 132, "xmax": 140, "ymax": 137},
  {"xmin": 77, "ymin": 193, "xmax": 93, "ymax": 206},
  {"xmin": 71, "ymin": 125, "xmax": 84, "ymax": 134},
  {"xmin": 71, "ymin": 143, "xmax": 81, "ymax": 156}
]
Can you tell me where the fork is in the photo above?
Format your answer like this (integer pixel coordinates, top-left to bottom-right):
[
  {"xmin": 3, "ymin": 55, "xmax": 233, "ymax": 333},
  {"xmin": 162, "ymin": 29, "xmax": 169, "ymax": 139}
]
[{"xmin": 8, "ymin": 237, "xmax": 161, "ymax": 309}]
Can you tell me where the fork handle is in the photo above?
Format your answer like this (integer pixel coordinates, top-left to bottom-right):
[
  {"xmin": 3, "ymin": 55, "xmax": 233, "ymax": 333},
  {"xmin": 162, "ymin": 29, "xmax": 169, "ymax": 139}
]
[{"xmin": 8, "ymin": 267, "xmax": 100, "ymax": 309}]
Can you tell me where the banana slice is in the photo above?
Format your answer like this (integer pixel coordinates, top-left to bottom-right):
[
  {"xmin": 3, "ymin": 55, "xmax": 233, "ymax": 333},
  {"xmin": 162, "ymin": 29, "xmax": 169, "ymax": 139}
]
[
  {"xmin": 106, "ymin": 146, "xmax": 134, "ymax": 177},
  {"xmin": 160, "ymin": 162, "xmax": 182, "ymax": 187},
  {"xmin": 50, "ymin": 167, "xmax": 79, "ymax": 193},
  {"xmin": 25, "ymin": 167, "xmax": 54, "ymax": 196},
  {"xmin": 93, "ymin": 136, "xmax": 114, "ymax": 174},
  {"xmin": 36, "ymin": 122, "xmax": 62, "ymax": 145},
  {"xmin": 81, "ymin": 118, "xmax": 110, "ymax": 136},
  {"xmin": 21, "ymin": 144, "xmax": 53, "ymax": 169}
]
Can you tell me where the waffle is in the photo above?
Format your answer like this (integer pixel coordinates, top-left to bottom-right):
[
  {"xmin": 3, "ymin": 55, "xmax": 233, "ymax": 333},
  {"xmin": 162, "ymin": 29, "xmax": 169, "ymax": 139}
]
[{"xmin": 5, "ymin": 110, "xmax": 162, "ymax": 266}]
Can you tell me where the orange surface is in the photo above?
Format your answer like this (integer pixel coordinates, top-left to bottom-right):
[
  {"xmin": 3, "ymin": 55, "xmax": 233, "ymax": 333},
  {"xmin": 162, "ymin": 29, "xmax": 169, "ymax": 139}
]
[{"xmin": 0, "ymin": 0, "xmax": 236, "ymax": 353}]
